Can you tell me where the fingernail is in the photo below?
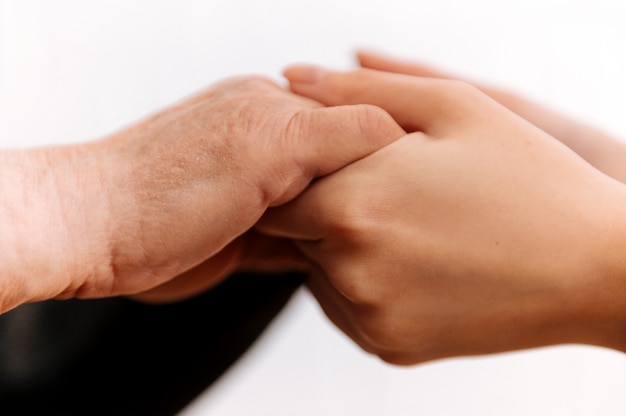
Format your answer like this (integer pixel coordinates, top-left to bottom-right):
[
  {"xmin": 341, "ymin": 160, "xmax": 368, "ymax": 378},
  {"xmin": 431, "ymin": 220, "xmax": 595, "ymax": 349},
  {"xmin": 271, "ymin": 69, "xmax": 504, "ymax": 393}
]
[{"xmin": 283, "ymin": 65, "xmax": 326, "ymax": 85}]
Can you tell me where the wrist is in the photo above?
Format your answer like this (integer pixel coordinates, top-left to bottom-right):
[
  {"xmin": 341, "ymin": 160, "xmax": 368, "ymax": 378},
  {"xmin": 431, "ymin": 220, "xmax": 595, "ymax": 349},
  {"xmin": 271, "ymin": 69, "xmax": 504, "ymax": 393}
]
[{"xmin": 0, "ymin": 144, "xmax": 115, "ymax": 312}]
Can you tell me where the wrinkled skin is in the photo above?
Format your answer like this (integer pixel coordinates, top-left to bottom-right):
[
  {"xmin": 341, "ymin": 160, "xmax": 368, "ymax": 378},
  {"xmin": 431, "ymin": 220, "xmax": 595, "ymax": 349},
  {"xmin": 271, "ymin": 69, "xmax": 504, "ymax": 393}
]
[{"xmin": 0, "ymin": 75, "xmax": 405, "ymax": 312}]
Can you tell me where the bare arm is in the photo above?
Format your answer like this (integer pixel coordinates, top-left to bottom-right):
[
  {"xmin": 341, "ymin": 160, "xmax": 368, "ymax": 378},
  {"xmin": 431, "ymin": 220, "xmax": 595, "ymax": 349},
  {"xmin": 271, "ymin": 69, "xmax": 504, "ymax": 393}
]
[{"xmin": 0, "ymin": 75, "xmax": 404, "ymax": 313}]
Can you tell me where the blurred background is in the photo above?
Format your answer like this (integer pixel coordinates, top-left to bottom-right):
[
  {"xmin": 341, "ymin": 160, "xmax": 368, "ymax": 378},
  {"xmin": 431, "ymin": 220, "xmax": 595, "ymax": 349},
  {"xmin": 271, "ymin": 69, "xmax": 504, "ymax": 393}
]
[{"xmin": 1, "ymin": 1, "xmax": 625, "ymax": 415}]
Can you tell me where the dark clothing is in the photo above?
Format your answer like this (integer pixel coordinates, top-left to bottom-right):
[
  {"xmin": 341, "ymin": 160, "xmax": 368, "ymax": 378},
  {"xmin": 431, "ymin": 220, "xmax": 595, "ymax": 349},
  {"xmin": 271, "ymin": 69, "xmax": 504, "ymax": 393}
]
[{"xmin": 0, "ymin": 272, "xmax": 304, "ymax": 415}]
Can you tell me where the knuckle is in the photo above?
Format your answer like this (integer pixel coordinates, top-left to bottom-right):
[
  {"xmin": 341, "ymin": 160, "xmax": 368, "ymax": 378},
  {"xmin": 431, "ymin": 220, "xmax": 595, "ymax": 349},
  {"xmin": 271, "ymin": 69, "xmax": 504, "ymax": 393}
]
[
  {"xmin": 285, "ymin": 109, "xmax": 308, "ymax": 137},
  {"xmin": 283, "ymin": 109, "xmax": 313, "ymax": 174},
  {"xmin": 209, "ymin": 76, "xmax": 280, "ymax": 106},
  {"xmin": 238, "ymin": 75, "xmax": 279, "ymax": 91},
  {"xmin": 356, "ymin": 308, "xmax": 403, "ymax": 348},
  {"xmin": 353, "ymin": 103, "xmax": 400, "ymax": 142},
  {"xmin": 221, "ymin": 75, "xmax": 278, "ymax": 92},
  {"xmin": 439, "ymin": 78, "xmax": 476, "ymax": 94},
  {"xmin": 322, "ymin": 186, "xmax": 376, "ymax": 241},
  {"xmin": 323, "ymin": 261, "xmax": 375, "ymax": 303}
]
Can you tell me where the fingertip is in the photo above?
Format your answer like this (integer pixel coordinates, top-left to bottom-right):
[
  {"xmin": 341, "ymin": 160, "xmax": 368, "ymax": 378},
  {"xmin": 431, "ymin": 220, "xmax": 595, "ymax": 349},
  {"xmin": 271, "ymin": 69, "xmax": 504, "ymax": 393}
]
[
  {"xmin": 355, "ymin": 49, "xmax": 403, "ymax": 69},
  {"xmin": 283, "ymin": 64, "xmax": 328, "ymax": 86},
  {"xmin": 354, "ymin": 48, "xmax": 377, "ymax": 65},
  {"xmin": 355, "ymin": 49, "xmax": 386, "ymax": 67}
]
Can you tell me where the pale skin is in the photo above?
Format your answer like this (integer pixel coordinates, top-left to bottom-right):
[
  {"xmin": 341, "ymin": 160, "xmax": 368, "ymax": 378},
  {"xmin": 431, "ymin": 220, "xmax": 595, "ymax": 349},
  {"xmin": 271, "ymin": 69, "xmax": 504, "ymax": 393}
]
[
  {"xmin": 256, "ymin": 58, "xmax": 626, "ymax": 365},
  {"xmin": 0, "ymin": 75, "xmax": 405, "ymax": 314}
]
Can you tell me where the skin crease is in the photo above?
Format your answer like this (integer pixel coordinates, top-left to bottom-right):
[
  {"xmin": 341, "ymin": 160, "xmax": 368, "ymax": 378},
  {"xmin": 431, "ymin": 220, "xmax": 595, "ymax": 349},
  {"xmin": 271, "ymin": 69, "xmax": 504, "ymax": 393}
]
[
  {"xmin": 0, "ymin": 75, "xmax": 405, "ymax": 313},
  {"xmin": 130, "ymin": 52, "xmax": 626, "ymax": 308},
  {"xmin": 255, "ymin": 64, "xmax": 626, "ymax": 365},
  {"xmin": 135, "ymin": 53, "xmax": 626, "ymax": 307}
]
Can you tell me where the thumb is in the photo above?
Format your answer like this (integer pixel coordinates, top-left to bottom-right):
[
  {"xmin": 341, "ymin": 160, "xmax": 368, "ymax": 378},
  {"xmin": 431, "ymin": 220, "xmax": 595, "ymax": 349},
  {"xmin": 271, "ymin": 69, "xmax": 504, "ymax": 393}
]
[
  {"xmin": 272, "ymin": 103, "xmax": 405, "ymax": 206},
  {"xmin": 292, "ymin": 103, "xmax": 405, "ymax": 177},
  {"xmin": 283, "ymin": 64, "xmax": 448, "ymax": 134},
  {"xmin": 283, "ymin": 64, "xmax": 502, "ymax": 137}
]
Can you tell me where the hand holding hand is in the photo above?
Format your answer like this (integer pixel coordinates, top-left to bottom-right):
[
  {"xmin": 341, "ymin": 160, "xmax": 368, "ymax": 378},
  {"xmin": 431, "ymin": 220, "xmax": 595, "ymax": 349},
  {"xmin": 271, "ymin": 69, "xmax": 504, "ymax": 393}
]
[
  {"xmin": 0, "ymin": 75, "xmax": 404, "ymax": 312},
  {"xmin": 257, "ymin": 66, "xmax": 626, "ymax": 364}
]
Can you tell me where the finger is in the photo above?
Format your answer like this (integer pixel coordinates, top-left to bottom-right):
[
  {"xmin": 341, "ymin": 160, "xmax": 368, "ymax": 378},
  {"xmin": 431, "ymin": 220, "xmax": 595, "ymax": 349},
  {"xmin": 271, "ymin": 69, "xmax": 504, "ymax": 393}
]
[
  {"xmin": 356, "ymin": 50, "xmax": 451, "ymax": 79},
  {"xmin": 258, "ymin": 134, "xmax": 428, "ymax": 241},
  {"xmin": 255, "ymin": 175, "xmax": 333, "ymax": 240},
  {"xmin": 283, "ymin": 65, "xmax": 491, "ymax": 137},
  {"xmin": 356, "ymin": 50, "xmax": 534, "ymax": 118},
  {"xmin": 273, "ymin": 103, "xmax": 405, "ymax": 206},
  {"xmin": 130, "ymin": 232, "xmax": 310, "ymax": 304},
  {"xmin": 237, "ymin": 230, "xmax": 310, "ymax": 273},
  {"xmin": 357, "ymin": 51, "xmax": 611, "ymax": 158}
]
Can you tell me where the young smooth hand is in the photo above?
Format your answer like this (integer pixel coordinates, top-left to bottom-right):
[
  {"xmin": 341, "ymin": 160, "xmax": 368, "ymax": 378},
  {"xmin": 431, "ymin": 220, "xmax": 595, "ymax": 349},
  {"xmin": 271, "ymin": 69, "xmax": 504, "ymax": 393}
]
[
  {"xmin": 0, "ymin": 75, "xmax": 404, "ymax": 312},
  {"xmin": 357, "ymin": 51, "xmax": 626, "ymax": 183},
  {"xmin": 257, "ymin": 66, "xmax": 626, "ymax": 365}
]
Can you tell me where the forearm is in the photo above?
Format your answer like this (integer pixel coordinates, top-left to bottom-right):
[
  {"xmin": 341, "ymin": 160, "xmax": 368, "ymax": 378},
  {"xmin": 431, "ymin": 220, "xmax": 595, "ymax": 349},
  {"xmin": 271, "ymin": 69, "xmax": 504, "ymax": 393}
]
[
  {"xmin": 0, "ymin": 145, "xmax": 114, "ymax": 312},
  {"xmin": 0, "ymin": 133, "xmax": 263, "ymax": 314},
  {"xmin": 0, "ymin": 73, "xmax": 404, "ymax": 312}
]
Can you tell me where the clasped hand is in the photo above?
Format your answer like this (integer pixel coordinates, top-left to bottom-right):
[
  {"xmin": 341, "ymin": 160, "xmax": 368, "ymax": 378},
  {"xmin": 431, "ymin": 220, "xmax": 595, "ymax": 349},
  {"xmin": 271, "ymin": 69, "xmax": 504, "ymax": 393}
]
[
  {"xmin": 0, "ymin": 75, "xmax": 402, "ymax": 311},
  {"xmin": 256, "ymin": 55, "xmax": 626, "ymax": 364},
  {"xmin": 2, "ymin": 54, "xmax": 625, "ymax": 365}
]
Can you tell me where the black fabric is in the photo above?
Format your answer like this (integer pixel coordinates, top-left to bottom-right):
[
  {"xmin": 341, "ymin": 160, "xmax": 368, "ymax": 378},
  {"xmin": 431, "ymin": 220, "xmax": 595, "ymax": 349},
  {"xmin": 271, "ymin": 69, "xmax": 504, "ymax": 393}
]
[{"xmin": 0, "ymin": 272, "xmax": 305, "ymax": 415}]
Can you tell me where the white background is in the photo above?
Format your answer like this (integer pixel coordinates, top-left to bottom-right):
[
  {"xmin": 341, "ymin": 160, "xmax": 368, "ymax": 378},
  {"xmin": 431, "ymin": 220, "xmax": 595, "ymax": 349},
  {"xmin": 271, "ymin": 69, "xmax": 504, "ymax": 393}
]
[{"xmin": 1, "ymin": 1, "xmax": 626, "ymax": 415}]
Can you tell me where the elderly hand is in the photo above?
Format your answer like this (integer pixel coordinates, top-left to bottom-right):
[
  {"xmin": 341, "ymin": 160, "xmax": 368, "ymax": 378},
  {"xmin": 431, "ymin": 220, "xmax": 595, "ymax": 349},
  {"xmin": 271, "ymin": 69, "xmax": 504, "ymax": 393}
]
[
  {"xmin": 0, "ymin": 75, "xmax": 404, "ymax": 312},
  {"xmin": 257, "ymin": 65, "xmax": 626, "ymax": 365}
]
